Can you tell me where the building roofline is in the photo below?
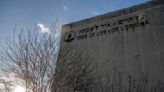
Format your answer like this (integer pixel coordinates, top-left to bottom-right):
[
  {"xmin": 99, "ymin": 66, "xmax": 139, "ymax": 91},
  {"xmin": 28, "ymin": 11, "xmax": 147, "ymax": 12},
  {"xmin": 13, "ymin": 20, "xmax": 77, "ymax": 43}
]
[{"xmin": 62, "ymin": 0, "xmax": 164, "ymax": 29}]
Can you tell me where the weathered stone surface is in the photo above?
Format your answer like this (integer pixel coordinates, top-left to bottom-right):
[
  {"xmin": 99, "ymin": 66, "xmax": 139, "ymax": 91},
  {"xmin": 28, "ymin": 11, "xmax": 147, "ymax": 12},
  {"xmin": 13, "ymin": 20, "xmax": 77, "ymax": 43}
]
[{"xmin": 57, "ymin": 0, "xmax": 164, "ymax": 91}]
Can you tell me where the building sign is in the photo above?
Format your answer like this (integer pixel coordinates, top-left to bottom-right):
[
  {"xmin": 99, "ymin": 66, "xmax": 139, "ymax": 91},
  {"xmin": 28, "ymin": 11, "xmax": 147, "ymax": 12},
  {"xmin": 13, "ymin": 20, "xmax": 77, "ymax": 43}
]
[{"xmin": 64, "ymin": 14, "xmax": 149, "ymax": 42}]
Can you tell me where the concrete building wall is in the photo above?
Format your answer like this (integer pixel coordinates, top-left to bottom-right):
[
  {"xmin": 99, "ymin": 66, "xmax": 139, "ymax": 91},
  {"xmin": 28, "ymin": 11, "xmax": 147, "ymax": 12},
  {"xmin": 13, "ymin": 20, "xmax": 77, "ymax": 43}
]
[{"xmin": 59, "ymin": 0, "xmax": 164, "ymax": 90}]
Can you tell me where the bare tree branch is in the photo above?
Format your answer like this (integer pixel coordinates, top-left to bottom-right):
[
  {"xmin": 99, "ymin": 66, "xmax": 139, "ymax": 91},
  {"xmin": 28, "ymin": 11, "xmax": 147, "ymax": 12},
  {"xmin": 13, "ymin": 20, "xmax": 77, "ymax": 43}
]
[{"xmin": 0, "ymin": 24, "xmax": 60, "ymax": 92}]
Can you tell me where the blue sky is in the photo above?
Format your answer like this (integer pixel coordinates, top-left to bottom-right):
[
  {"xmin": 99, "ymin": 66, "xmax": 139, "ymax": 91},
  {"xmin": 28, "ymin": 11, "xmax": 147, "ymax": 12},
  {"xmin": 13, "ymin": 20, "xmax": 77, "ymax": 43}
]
[{"xmin": 0, "ymin": 0, "xmax": 147, "ymax": 46}]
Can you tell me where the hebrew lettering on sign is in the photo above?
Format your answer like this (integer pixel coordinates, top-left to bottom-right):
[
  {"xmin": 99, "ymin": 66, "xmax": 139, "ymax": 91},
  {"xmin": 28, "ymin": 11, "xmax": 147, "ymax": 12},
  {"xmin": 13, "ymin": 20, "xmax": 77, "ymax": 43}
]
[{"xmin": 64, "ymin": 14, "xmax": 150, "ymax": 42}]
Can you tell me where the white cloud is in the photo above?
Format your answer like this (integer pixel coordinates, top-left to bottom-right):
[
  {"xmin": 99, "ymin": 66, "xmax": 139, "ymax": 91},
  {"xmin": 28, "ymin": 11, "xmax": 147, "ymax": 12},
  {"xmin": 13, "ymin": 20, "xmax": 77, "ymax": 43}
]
[
  {"xmin": 37, "ymin": 23, "xmax": 51, "ymax": 33},
  {"xmin": 63, "ymin": 5, "xmax": 68, "ymax": 11},
  {"xmin": 92, "ymin": 11, "xmax": 99, "ymax": 15}
]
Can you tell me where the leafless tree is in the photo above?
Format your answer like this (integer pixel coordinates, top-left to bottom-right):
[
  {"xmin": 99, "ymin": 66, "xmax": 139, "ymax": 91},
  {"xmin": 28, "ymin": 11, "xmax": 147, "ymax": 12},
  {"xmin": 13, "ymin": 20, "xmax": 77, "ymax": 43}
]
[
  {"xmin": 0, "ymin": 79, "xmax": 11, "ymax": 92},
  {"xmin": 0, "ymin": 24, "xmax": 60, "ymax": 92},
  {"xmin": 51, "ymin": 46, "xmax": 102, "ymax": 92},
  {"xmin": 51, "ymin": 45, "xmax": 164, "ymax": 92},
  {"xmin": 0, "ymin": 73, "xmax": 18, "ymax": 92}
]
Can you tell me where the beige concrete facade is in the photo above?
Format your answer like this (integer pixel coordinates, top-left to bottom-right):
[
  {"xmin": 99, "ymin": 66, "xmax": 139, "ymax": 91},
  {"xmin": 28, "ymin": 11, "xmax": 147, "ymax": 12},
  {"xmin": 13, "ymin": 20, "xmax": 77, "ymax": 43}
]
[{"xmin": 58, "ymin": 0, "xmax": 164, "ymax": 91}]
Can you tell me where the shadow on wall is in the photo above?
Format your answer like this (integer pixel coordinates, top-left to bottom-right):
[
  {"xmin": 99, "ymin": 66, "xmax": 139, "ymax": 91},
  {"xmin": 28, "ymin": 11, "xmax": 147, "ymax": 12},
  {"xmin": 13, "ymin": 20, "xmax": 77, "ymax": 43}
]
[
  {"xmin": 97, "ymin": 72, "xmax": 164, "ymax": 92},
  {"xmin": 52, "ymin": 71, "xmax": 164, "ymax": 92},
  {"xmin": 52, "ymin": 46, "xmax": 164, "ymax": 92}
]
